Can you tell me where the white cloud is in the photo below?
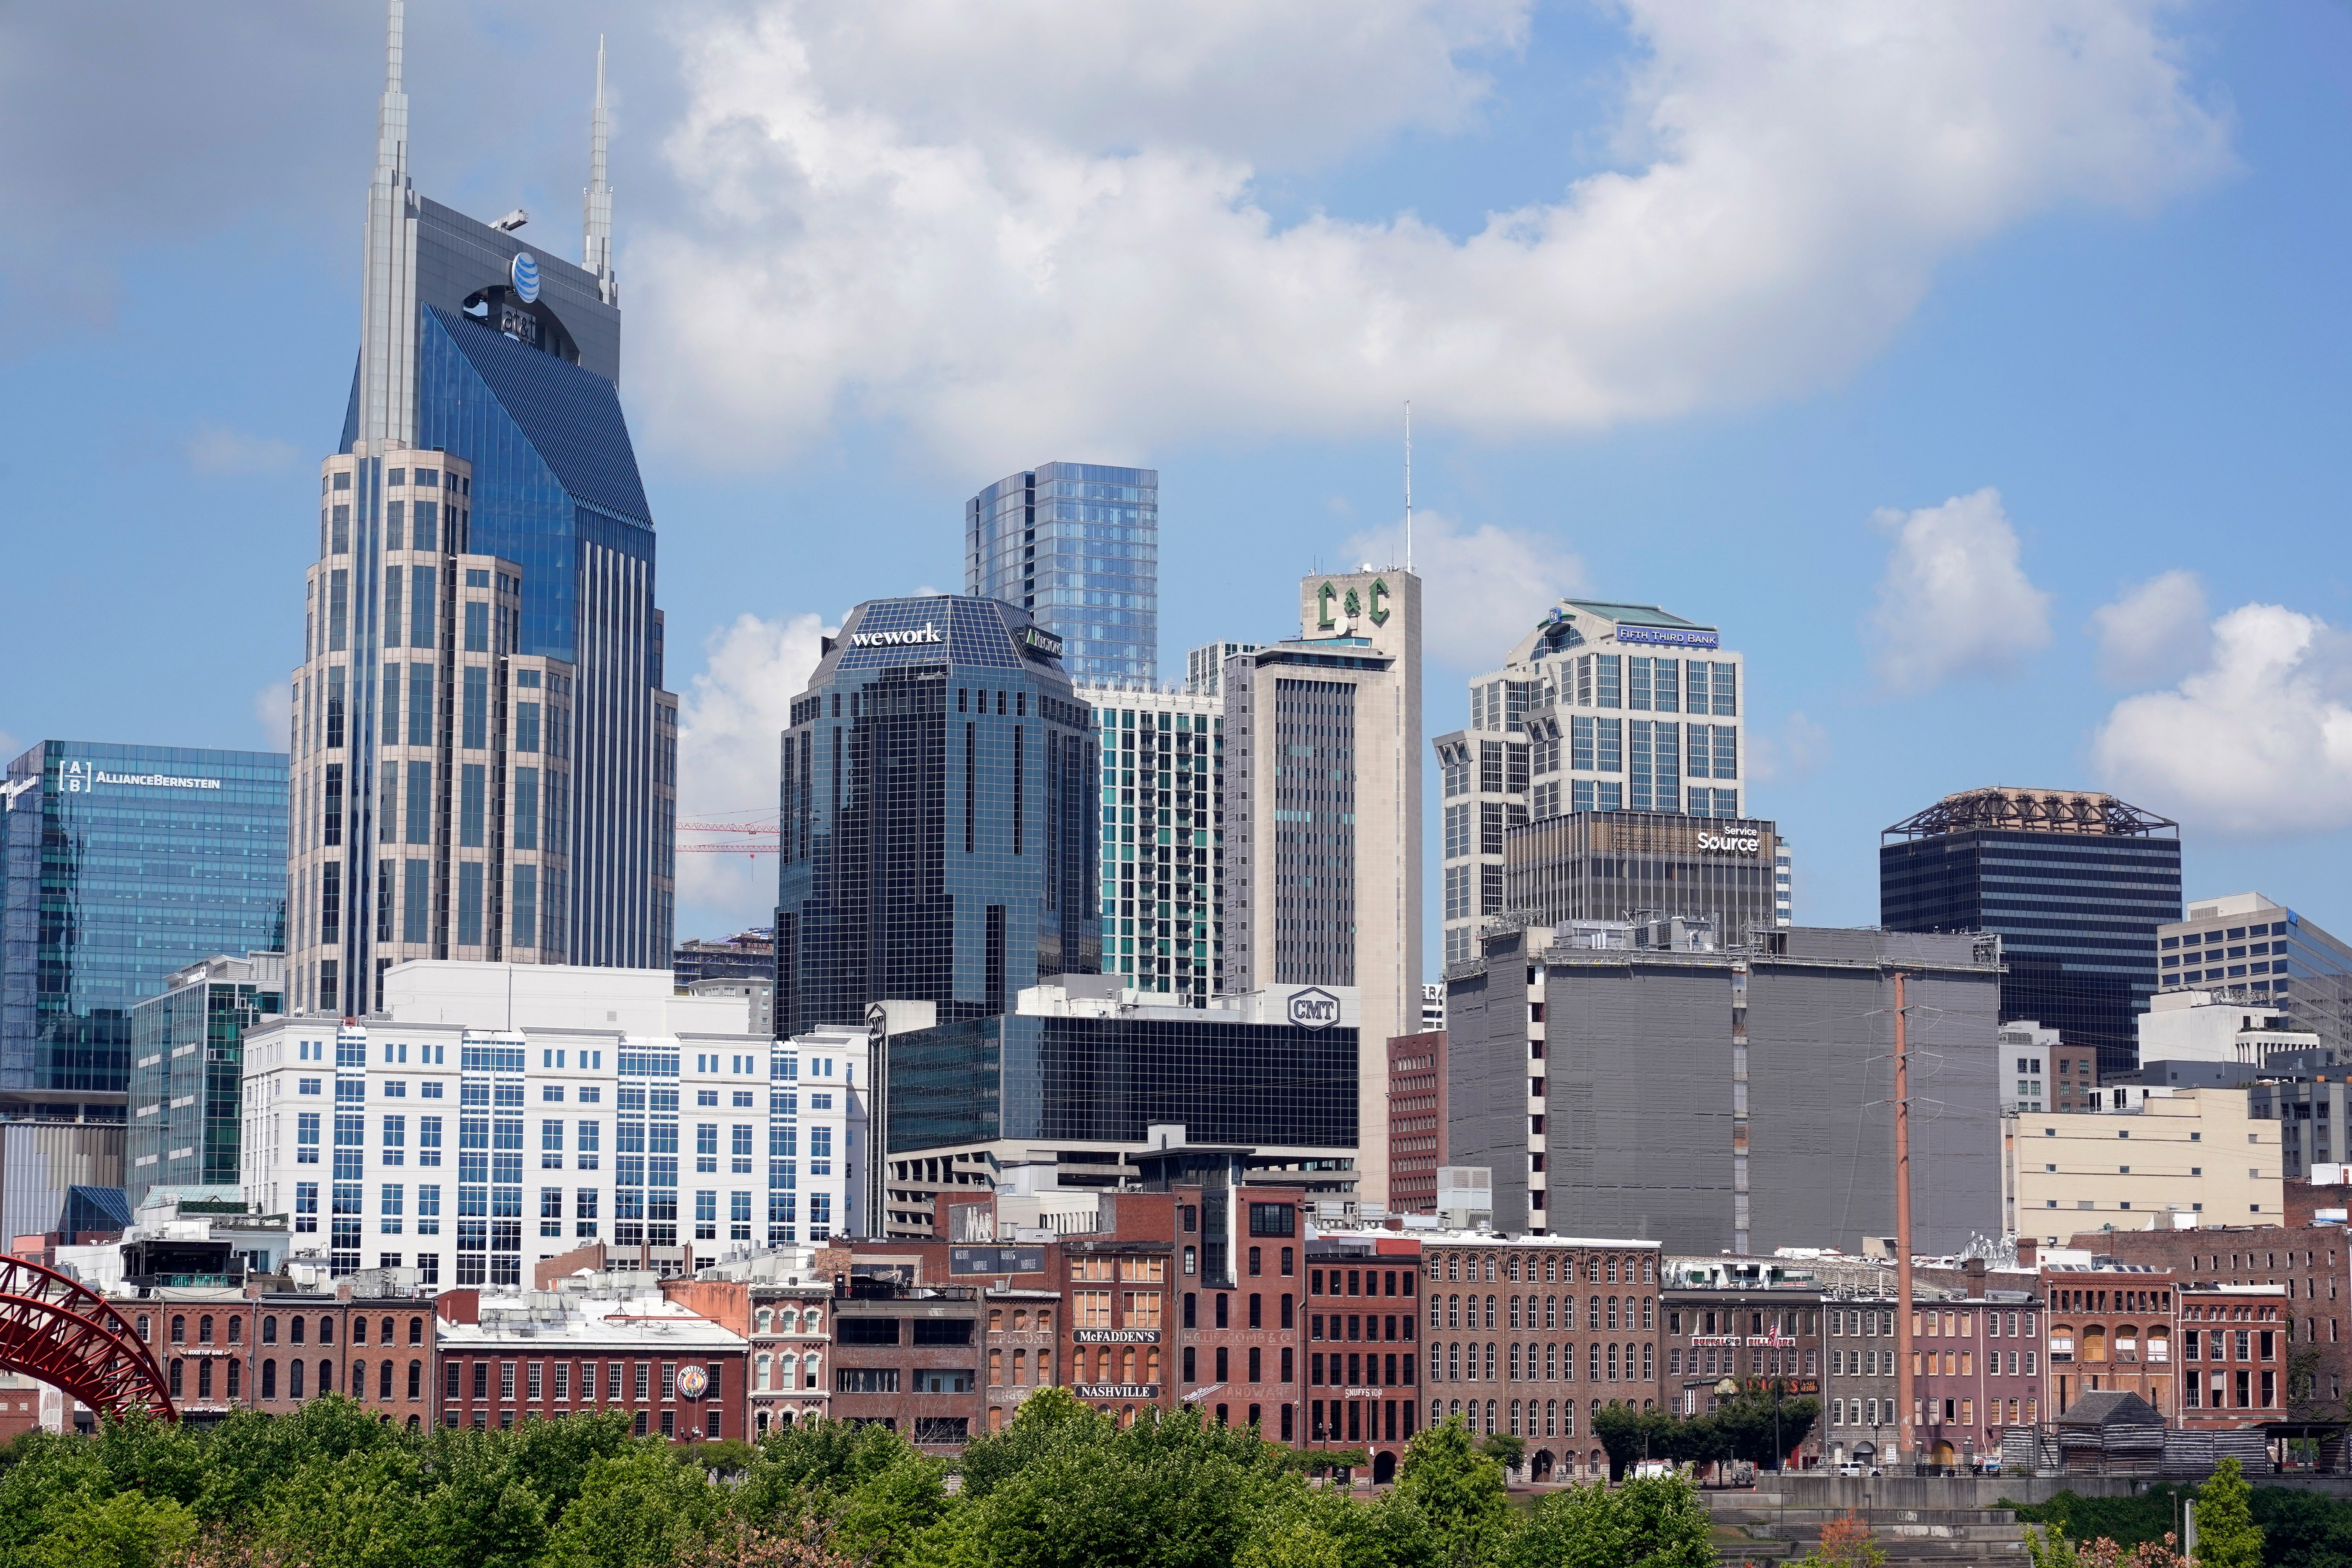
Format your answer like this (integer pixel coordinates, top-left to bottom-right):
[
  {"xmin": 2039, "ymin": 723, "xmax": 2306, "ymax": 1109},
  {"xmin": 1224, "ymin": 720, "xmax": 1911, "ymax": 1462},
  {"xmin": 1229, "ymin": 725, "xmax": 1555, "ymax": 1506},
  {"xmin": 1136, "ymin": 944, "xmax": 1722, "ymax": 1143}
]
[
  {"xmin": 2093, "ymin": 603, "xmax": 2352, "ymax": 837},
  {"xmin": 1747, "ymin": 712, "xmax": 1832, "ymax": 784},
  {"xmin": 674, "ymin": 610, "xmax": 834, "ymax": 925},
  {"xmin": 1863, "ymin": 488, "xmax": 2053, "ymax": 695},
  {"xmin": 2088, "ymin": 568, "xmax": 2207, "ymax": 686},
  {"xmin": 1340, "ymin": 510, "xmax": 1583, "ymax": 669},
  {"xmin": 251, "ymin": 682, "xmax": 291, "ymax": 746},
  {"xmin": 632, "ymin": 0, "xmax": 2228, "ymax": 467},
  {"xmin": 185, "ymin": 424, "xmax": 300, "ymax": 477}
]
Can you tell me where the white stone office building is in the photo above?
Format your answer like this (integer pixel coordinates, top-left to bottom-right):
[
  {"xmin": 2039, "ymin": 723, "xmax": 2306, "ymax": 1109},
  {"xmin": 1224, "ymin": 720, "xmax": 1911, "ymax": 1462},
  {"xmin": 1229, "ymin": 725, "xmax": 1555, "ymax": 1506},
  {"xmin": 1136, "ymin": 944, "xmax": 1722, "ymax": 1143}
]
[
  {"xmin": 1435, "ymin": 601, "xmax": 1747, "ymax": 968},
  {"xmin": 2158, "ymin": 892, "xmax": 2352, "ymax": 1054},
  {"xmin": 1223, "ymin": 568, "xmax": 1423, "ymax": 1207},
  {"xmin": 242, "ymin": 964, "xmax": 868, "ymax": 1286}
]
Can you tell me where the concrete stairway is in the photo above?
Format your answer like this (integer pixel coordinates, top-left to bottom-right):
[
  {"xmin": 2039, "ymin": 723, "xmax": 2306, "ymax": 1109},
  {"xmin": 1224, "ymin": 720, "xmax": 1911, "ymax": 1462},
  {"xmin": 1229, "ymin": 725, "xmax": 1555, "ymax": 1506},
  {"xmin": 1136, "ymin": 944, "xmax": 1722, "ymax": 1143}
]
[{"xmin": 1709, "ymin": 1494, "xmax": 2033, "ymax": 1566}]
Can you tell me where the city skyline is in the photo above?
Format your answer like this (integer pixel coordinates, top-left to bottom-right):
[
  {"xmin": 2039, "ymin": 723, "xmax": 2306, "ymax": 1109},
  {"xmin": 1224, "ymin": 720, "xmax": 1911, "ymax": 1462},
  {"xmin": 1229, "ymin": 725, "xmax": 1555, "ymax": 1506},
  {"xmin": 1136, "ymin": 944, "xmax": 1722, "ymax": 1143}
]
[{"xmin": 4, "ymin": 4, "xmax": 2351, "ymax": 967}]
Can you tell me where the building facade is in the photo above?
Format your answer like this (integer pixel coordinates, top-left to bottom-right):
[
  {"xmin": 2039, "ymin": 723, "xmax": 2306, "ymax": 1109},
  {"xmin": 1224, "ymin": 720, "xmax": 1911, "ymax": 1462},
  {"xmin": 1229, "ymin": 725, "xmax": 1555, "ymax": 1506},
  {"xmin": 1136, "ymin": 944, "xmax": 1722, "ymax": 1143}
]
[
  {"xmin": 1224, "ymin": 569, "xmax": 1422, "ymax": 1207},
  {"xmin": 239, "ymin": 964, "xmax": 866, "ymax": 1283},
  {"xmin": 673, "ymin": 931, "xmax": 776, "ymax": 989},
  {"xmin": 1882, "ymin": 788, "xmax": 2183, "ymax": 1081},
  {"xmin": 1503, "ymin": 812, "xmax": 1781, "ymax": 945},
  {"xmin": 881, "ymin": 984, "xmax": 1360, "ymax": 1229},
  {"xmin": 2003, "ymin": 1088, "xmax": 2278, "ymax": 1243},
  {"xmin": 967, "ymin": 464, "xmax": 1158, "ymax": 684},
  {"xmin": 2138, "ymin": 988, "xmax": 2316, "ymax": 1073},
  {"xmin": 289, "ymin": 7, "xmax": 676, "ymax": 1019},
  {"xmin": 773, "ymin": 595, "xmax": 1095, "ymax": 1037},
  {"xmin": 1660, "ymin": 1256, "xmax": 1825, "ymax": 1471},
  {"xmin": 2, "ymin": 742, "xmax": 287, "ymax": 1118},
  {"xmin": 1435, "ymin": 600, "xmax": 1746, "ymax": 969},
  {"xmin": 1387, "ymin": 1031, "xmax": 1446, "ymax": 1214},
  {"xmin": 1774, "ymin": 840, "xmax": 1794, "ymax": 927},
  {"xmin": 127, "ymin": 955, "xmax": 285, "ymax": 1206},
  {"xmin": 434, "ymin": 1286, "xmax": 746, "ymax": 1439},
  {"xmin": 1079, "ymin": 683, "xmax": 1223, "ymax": 1005},
  {"xmin": 2160, "ymin": 893, "xmax": 2352, "ymax": 1054},
  {"xmin": 1447, "ymin": 923, "xmax": 2002, "ymax": 1254}
]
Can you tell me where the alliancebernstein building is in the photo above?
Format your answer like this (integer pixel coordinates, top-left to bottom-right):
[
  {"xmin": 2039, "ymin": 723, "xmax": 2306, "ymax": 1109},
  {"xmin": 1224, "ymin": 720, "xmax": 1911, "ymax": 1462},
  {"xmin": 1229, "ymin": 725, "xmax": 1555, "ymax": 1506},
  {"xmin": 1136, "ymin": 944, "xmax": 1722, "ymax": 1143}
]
[{"xmin": 287, "ymin": 10, "xmax": 675, "ymax": 1018}]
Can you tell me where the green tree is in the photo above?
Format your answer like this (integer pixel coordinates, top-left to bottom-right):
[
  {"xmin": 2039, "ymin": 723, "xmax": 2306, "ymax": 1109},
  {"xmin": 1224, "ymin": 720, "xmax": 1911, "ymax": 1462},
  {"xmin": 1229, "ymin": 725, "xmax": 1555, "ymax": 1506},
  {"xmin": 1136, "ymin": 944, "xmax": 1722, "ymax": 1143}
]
[
  {"xmin": 2194, "ymin": 1457, "xmax": 2263, "ymax": 1568},
  {"xmin": 28, "ymin": 1489, "xmax": 197, "ymax": 1568},
  {"xmin": 1508, "ymin": 1474, "xmax": 1713, "ymax": 1568},
  {"xmin": 544, "ymin": 1445, "xmax": 719, "ymax": 1568},
  {"xmin": 1391, "ymin": 1419, "xmax": 1508, "ymax": 1568}
]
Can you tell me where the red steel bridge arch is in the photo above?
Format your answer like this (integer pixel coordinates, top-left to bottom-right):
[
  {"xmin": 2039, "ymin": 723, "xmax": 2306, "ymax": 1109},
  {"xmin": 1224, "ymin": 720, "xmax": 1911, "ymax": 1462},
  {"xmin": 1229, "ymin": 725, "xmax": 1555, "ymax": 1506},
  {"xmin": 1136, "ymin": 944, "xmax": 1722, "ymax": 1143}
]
[{"xmin": 0, "ymin": 1254, "xmax": 175, "ymax": 1422}]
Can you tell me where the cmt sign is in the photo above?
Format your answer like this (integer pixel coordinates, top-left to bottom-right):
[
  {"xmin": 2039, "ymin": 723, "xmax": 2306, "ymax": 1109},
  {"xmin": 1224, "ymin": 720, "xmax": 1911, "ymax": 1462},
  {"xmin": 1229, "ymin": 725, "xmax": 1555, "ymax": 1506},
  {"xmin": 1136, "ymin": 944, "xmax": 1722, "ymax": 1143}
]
[{"xmin": 1287, "ymin": 987, "xmax": 1341, "ymax": 1031}]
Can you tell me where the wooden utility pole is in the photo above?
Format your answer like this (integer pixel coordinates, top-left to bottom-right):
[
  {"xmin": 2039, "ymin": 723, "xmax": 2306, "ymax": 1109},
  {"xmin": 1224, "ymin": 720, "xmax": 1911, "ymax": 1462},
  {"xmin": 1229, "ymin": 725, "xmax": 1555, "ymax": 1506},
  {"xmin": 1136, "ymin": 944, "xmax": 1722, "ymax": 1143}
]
[{"xmin": 1893, "ymin": 969, "xmax": 1915, "ymax": 1471}]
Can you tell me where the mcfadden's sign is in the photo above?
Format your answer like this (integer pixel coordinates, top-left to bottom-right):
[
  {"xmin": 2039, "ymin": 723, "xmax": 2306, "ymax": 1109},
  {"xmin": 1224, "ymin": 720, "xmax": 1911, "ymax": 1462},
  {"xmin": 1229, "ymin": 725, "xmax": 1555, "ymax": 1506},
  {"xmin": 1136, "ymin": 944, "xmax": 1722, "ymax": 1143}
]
[{"xmin": 848, "ymin": 621, "xmax": 944, "ymax": 650}]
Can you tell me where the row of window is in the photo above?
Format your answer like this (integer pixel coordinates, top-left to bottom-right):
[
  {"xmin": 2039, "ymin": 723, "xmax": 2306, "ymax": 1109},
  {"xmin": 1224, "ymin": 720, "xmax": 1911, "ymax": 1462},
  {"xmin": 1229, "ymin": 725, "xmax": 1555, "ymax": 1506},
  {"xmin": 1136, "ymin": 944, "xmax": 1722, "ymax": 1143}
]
[
  {"xmin": 1436, "ymin": 1294, "xmax": 1654, "ymax": 1331},
  {"xmin": 1428, "ymin": 1340, "xmax": 1651, "ymax": 1382},
  {"xmin": 138, "ymin": 1311, "xmax": 421, "ymax": 1348}
]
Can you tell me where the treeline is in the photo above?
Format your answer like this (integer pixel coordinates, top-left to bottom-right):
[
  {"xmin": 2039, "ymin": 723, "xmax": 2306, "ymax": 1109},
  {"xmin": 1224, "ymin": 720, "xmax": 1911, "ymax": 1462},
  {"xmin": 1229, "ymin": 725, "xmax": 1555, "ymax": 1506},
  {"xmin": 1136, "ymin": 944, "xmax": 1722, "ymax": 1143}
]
[
  {"xmin": 1594, "ymin": 1391, "xmax": 1820, "ymax": 1474},
  {"xmin": 0, "ymin": 1388, "xmax": 1721, "ymax": 1568}
]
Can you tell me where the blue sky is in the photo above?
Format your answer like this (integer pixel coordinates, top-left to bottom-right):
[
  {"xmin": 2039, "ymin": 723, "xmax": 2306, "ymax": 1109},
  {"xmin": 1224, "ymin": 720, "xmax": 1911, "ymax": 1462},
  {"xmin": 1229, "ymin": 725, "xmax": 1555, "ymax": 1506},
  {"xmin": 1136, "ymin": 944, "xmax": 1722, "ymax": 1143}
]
[{"xmin": 3, "ymin": 1, "xmax": 2348, "ymax": 965}]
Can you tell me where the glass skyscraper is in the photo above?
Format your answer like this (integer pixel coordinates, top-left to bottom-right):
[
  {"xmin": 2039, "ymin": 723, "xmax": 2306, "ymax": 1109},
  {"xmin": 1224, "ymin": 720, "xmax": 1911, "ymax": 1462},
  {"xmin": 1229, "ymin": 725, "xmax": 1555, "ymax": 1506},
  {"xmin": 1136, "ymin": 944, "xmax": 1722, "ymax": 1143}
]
[
  {"xmin": 966, "ymin": 463, "xmax": 1158, "ymax": 683},
  {"xmin": 775, "ymin": 596, "xmax": 1098, "ymax": 1036},
  {"xmin": 1082, "ymin": 685, "xmax": 1224, "ymax": 1005},
  {"xmin": 287, "ymin": 12, "xmax": 674, "ymax": 1017},
  {"xmin": 126, "ymin": 953, "xmax": 283, "ymax": 1205},
  {"xmin": 1881, "ymin": 788, "xmax": 2183, "ymax": 1079},
  {"xmin": 1, "ymin": 742, "xmax": 287, "ymax": 1118}
]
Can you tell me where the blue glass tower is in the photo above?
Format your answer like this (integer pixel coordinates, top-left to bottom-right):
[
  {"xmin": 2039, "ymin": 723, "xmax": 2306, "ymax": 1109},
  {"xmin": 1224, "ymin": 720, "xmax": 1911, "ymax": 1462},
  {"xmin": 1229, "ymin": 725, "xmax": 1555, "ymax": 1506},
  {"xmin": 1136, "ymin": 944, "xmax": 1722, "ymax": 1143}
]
[
  {"xmin": 287, "ymin": 11, "xmax": 674, "ymax": 1017},
  {"xmin": 1, "ymin": 742, "xmax": 287, "ymax": 1118},
  {"xmin": 967, "ymin": 463, "xmax": 1158, "ymax": 684},
  {"xmin": 775, "ymin": 597, "xmax": 1098, "ymax": 1035}
]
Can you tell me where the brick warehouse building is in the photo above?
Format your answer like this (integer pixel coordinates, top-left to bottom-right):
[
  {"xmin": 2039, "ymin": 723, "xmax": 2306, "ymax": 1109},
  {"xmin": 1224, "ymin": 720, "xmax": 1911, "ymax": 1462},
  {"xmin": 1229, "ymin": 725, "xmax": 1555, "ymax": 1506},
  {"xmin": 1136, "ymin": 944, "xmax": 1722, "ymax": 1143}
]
[{"xmin": 432, "ymin": 1288, "xmax": 747, "ymax": 1438}]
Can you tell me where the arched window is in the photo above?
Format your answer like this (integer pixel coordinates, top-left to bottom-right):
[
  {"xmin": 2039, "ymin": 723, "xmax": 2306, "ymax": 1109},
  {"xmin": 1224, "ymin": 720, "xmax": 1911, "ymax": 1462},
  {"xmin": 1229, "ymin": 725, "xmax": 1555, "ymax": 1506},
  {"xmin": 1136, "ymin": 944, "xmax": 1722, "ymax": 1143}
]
[
  {"xmin": 381, "ymin": 1316, "xmax": 394, "ymax": 1344},
  {"xmin": 289, "ymin": 1359, "xmax": 305, "ymax": 1399},
  {"xmin": 319, "ymin": 1316, "xmax": 335, "ymax": 1345},
  {"xmin": 804, "ymin": 1353, "xmax": 820, "ymax": 1387},
  {"xmin": 262, "ymin": 1359, "xmax": 277, "ymax": 1400},
  {"xmin": 352, "ymin": 1316, "xmax": 367, "ymax": 1345},
  {"xmin": 227, "ymin": 1316, "xmax": 243, "ymax": 1344},
  {"xmin": 410, "ymin": 1316, "xmax": 424, "ymax": 1345},
  {"xmin": 2147, "ymin": 1327, "xmax": 2172, "ymax": 1363},
  {"xmin": 756, "ymin": 1355, "xmax": 771, "ymax": 1391},
  {"xmin": 409, "ymin": 1360, "xmax": 423, "ymax": 1400},
  {"xmin": 757, "ymin": 1308, "xmax": 774, "ymax": 1334},
  {"xmin": 199, "ymin": 1316, "xmax": 214, "ymax": 1345},
  {"xmin": 319, "ymin": 1358, "xmax": 334, "ymax": 1392},
  {"xmin": 2116, "ymin": 1325, "xmax": 2140, "ymax": 1361},
  {"xmin": 227, "ymin": 1361, "xmax": 241, "ymax": 1398},
  {"xmin": 380, "ymin": 1360, "xmax": 395, "ymax": 1399},
  {"xmin": 2081, "ymin": 1325, "xmax": 2108, "ymax": 1363},
  {"xmin": 262, "ymin": 1316, "xmax": 278, "ymax": 1345},
  {"xmin": 171, "ymin": 1315, "xmax": 187, "ymax": 1345}
]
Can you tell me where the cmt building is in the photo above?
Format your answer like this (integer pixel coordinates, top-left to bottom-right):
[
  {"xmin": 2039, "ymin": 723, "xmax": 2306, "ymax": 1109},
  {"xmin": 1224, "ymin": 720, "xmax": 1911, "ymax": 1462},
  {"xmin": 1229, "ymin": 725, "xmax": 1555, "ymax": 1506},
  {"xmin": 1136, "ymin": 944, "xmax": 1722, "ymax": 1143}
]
[
  {"xmin": 1882, "ymin": 788, "xmax": 2183, "ymax": 1081},
  {"xmin": 1446, "ymin": 922, "xmax": 2003, "ymax": 1254},
  {"xmin": 1224, "ymin": 568, "xmax": 1423, "ymax": 1206},
  {"xmin": 288, "ymin": 12, "xmax": 677, "ymax": 1020},
  {"xmin": 877, "ymin": 981, "xmax": 1361, "ymax": 1234},
  {"xmin": 1435, "ymin": 600, "xmax": 1746, "ymax": 969},
  {"xmin": 966, "ymin": 463, "xmax": 1158, "ymax": 684},
  {"xmin": 1, "ymin": 740, "xmax": 286, "ymax": 1145},
  {"xmin": 772, "ymin": 595, "xmax": 1096, "ymax": 1036}
]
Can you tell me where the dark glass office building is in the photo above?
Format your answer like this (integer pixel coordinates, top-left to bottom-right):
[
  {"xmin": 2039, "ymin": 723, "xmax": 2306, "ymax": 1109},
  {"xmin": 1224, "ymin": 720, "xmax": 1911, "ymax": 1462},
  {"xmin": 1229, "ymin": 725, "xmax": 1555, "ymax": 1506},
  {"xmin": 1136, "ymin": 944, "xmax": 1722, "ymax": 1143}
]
[
  {"xmin": 1, "ymin": 742, "xmax": 287, "ymax": 1117},
  {"xmin": 888, "ymin": 1005, "xmax": 1359, "ymax": 1154},
  {"xmin": 775, "ymin": 596, "xmax": 1097, "ymax": 1034},
  {"xmin": 1881, "ymin": 788, "xmax": 2182, "ymax": 1079}
]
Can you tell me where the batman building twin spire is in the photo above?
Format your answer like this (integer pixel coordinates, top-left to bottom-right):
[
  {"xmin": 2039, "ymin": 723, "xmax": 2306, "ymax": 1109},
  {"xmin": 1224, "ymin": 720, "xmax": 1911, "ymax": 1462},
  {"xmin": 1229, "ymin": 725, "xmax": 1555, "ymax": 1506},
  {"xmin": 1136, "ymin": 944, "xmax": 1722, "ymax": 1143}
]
[{"xmin": 287, "ymin": 2, "xmax": 675, "ymax": 1017}]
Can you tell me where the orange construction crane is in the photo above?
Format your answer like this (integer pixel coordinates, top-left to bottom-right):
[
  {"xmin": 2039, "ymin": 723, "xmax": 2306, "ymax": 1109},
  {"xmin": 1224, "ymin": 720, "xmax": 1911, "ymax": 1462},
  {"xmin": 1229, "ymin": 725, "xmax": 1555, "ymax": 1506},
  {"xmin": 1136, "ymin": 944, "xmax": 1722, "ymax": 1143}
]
[{"xmin": 678, "ymin": 819, "xmax": 779, "ymax": 860}]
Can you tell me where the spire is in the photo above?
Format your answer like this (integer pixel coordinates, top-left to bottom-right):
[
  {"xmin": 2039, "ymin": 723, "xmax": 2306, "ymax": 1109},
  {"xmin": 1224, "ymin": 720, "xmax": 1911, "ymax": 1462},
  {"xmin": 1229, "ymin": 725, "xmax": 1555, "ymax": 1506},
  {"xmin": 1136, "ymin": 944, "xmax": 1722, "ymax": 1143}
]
[
  {"xmin": 356, "ymin": 0, "xmax": 418, "ymax": 452},
  {"xmin": 584, "ymin": 35, "xmax": 616, "ymax": 306}
]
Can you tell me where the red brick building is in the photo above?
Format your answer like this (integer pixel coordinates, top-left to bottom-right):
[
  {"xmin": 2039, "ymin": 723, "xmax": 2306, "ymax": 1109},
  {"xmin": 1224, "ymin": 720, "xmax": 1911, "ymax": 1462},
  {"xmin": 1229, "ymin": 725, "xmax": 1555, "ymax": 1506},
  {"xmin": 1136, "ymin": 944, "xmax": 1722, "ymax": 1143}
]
[
  {"xmin": 431, "ymin": 1287, "xmax": 747, "ymax": 1440},
  {"xmin": 1305, "ymin": 1229, "xmax": 1423, "ymax": 1481},
  {"xmin": 2176, "ymin": 1284, "xmax": 2291, "ymax": 1428},
  {"xmin": 1387, "ymin": 1032, "xmax": 1447, "ymax": 1213}
]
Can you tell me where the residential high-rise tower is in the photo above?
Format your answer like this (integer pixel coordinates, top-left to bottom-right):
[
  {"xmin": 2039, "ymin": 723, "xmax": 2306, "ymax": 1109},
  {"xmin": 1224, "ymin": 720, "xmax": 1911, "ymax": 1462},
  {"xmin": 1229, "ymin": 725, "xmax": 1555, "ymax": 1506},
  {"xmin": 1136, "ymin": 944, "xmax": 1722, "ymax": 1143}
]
[
  {"xmin": 966, "ymin": 464, "xmax": 1158, "ymax": 683},
  {"xmin": 287, "ymin": 9, "xmax": 675, "ymax": 1018}
]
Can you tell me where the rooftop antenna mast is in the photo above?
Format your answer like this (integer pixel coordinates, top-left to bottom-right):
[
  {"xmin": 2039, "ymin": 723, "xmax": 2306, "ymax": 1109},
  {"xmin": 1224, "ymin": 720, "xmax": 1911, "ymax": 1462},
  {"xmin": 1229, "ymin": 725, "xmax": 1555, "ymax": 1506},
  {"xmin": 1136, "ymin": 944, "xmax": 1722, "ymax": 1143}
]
[
  {"xmin": 1403, "ymin": 400, "xmax": 1413, "ymax": 573},
  {"xmin": 583, "ymin": 34, "xmax": 616, "ymax": 305}
]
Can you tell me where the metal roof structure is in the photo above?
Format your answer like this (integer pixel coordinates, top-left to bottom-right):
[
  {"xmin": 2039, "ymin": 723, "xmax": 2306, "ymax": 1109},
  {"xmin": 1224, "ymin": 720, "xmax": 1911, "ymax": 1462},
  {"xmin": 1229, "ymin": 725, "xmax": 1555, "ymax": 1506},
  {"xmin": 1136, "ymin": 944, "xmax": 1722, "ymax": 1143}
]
[{"xmin": 1882, "ymin": 787, "xmax": 2179, "ymax": 842}]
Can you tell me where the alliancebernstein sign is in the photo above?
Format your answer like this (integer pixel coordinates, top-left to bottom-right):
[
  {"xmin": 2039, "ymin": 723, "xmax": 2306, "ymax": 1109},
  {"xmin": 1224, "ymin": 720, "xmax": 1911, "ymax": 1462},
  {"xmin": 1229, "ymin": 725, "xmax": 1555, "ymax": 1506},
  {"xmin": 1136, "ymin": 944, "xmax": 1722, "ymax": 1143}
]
[{"xmin": 56, "ymin": 760, "xmax": 221, "ymax": 794}]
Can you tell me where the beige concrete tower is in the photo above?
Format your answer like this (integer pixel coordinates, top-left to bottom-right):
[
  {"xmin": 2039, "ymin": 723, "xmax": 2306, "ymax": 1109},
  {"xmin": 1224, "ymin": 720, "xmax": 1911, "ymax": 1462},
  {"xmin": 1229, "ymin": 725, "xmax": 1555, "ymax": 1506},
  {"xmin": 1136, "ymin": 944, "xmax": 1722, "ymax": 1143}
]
[{"xmin": 1224, "ymin": 568, "xmax": 1423, "ymax": 1206}]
